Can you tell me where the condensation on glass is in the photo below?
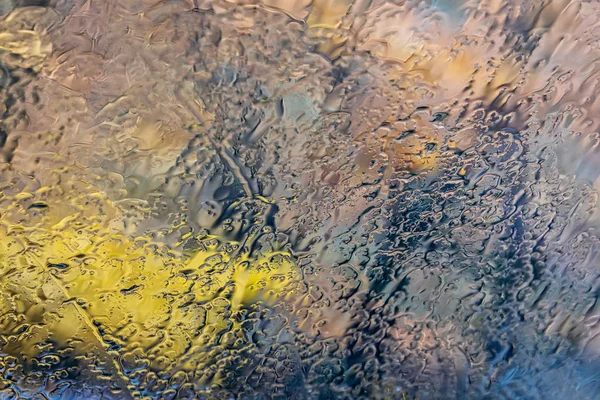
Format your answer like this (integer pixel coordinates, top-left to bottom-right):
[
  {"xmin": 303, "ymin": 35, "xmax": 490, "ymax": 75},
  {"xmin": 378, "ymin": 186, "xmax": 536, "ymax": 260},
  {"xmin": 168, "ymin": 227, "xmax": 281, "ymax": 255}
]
[{"xmin": 1, "ymin": 0, "xmax": 600, "ymax": 399}]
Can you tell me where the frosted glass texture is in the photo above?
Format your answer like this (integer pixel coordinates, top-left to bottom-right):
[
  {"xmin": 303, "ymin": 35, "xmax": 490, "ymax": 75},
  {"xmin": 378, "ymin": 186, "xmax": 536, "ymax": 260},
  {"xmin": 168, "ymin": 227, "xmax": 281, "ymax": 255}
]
[{"xmin": 1, "ymin": 0, "xmax": 600, "ymax": 399}]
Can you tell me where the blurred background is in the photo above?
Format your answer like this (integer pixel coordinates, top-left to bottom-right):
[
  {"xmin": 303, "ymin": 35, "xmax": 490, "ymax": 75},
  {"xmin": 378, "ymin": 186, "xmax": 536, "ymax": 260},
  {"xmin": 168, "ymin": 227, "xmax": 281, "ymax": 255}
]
[{"xmin": 1, "ymin": 0, "xmax": 600, "ymax": 399}]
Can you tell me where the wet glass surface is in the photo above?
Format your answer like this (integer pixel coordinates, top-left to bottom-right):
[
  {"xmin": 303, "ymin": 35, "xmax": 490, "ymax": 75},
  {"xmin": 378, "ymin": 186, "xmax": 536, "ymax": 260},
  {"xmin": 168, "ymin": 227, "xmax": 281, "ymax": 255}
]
[{"xmin": 1, "ymin": 0, "xmax": 600, "ymax": 399}]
